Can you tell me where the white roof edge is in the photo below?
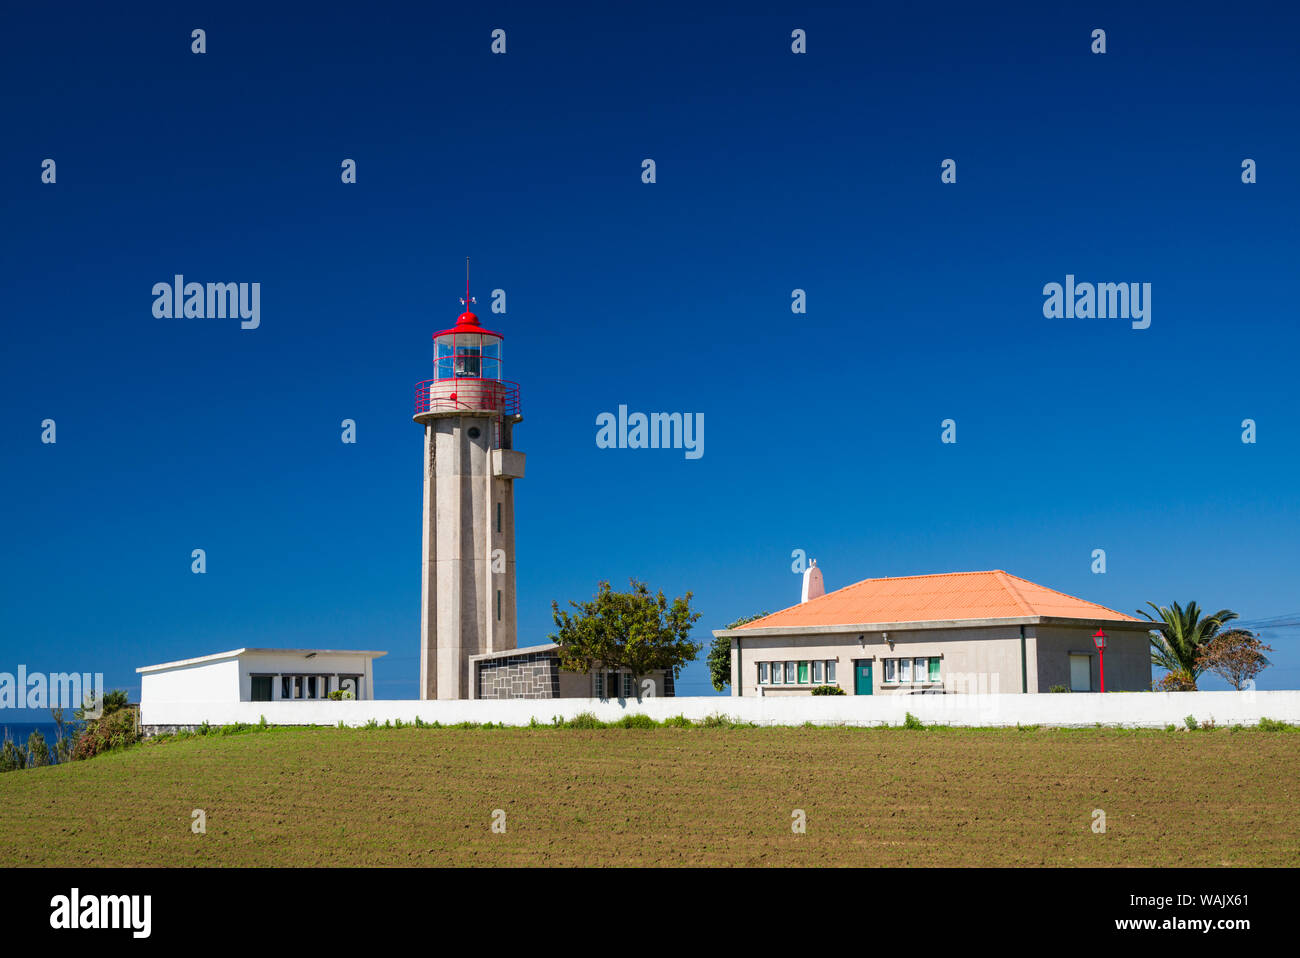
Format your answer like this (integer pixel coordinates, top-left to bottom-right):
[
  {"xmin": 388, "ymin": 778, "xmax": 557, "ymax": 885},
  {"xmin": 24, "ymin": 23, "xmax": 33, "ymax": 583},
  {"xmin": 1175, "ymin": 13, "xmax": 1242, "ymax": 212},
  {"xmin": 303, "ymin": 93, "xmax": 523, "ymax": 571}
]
[
  {"xmin": 136, "ymin": 648, "xmax": 388, "ymax": 673},
  {"xmin": 468, "ymin": 642, "xmax": 560, "ymax": 663}
]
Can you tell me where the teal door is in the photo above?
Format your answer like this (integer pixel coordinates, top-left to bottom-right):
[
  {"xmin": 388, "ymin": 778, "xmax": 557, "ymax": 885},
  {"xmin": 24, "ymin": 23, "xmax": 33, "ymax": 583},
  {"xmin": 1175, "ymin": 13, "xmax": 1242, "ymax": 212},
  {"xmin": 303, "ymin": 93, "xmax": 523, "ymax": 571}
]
[{"xmin": 854, "ymin": 661, "xmax": 873, "ymax": 695}]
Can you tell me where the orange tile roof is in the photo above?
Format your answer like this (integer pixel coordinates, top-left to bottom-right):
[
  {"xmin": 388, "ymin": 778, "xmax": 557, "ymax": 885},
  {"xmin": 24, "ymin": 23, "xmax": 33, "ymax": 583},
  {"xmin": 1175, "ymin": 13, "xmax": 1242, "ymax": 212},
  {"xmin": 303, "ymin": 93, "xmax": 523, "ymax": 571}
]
[{"xmin": 733, "ymin": 570, "xmax": 1140, "ymax": 630}]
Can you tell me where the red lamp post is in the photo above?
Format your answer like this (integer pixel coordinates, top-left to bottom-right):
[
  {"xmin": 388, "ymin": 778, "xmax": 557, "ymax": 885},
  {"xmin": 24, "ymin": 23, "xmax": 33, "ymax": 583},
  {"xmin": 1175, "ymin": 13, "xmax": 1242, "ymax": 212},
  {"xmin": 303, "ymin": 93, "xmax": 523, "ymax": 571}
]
[{"xmin": 1092, "ymin": 629, "xmax": 1108, "ymax": 693}]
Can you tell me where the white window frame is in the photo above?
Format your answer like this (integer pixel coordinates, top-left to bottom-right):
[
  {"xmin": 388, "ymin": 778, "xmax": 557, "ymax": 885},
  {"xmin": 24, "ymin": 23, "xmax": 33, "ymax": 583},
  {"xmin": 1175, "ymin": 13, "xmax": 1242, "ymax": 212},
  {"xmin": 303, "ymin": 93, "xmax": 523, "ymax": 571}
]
[
  {"xmin": 914, "ymin": 657, "xmax": 927, "ymax": 684},
  {"xmin": 758, "ymin": 662, "xmax": 769, "ymax": 685},
  {"xmin": 813, "ymin": 660, "xmax": 824, "ymax": 683},
  {"xmin": 785, "ymin": 661, "xmax": 796, "ymax": 684},
  {"xmin": 883, "ymin": 658, "xmax": 896, "ymax": 683},
  {"xmin": 826, "ymin": 660, "xmax": 836, "ymax": 683}
]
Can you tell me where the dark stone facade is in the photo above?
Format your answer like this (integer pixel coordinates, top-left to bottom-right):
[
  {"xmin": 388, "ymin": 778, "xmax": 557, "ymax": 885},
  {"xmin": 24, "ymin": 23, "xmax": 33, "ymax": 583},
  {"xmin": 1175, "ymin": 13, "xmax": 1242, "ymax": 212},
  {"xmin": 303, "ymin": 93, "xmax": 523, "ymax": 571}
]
[{"xmin": 477, "ymin": 650, "xmax": 561, "ymax": 699}]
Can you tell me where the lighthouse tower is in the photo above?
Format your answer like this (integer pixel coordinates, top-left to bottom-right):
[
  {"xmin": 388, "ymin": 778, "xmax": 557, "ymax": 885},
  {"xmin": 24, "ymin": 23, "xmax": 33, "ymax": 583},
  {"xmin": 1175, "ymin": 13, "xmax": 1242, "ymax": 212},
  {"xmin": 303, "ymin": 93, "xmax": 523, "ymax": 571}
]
[{"xmin": 413, "ymin": 274, "xmax": 524, "ymax": 699}]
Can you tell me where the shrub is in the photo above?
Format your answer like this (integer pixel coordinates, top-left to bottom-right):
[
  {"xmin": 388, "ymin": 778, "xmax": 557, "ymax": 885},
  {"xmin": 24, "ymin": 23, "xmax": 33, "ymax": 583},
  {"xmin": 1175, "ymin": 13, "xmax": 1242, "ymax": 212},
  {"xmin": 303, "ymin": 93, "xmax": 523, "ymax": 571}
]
[
  {"xmin": 616, "ymin": 714, "xmax": 658, "ymax": 729},
  {"xmin": 903, "ymin": 712, "xmax": 924, "ymax": 730},
  {"xmin": 26, "ymin": 730, "xmax": 51, "ymax": 767},
  {"xmin": 700, "ymin": 714, "xmax": 734, "ymax": 728},
  {"xmin": 1257, "ymin": 717, "xmax": 1292, "ymax": 732},
  {"xmin": 1156, "ymin": 671, "xmax": 1197, "ymax": 692},
  {"xmin": 0, "ymin": 736, "xmax": 26, "ymax": 772},
  {"xmin": 71, "ymin": 708, "xmax": 140, "ymax": 760},
  {"xmin": 328, "ymin": 689, "xmax": 355, "ymax": 701},
  {"xmin": 1049, "ymin": 684, "xmax": 1069, "ymax": 693},
  {"xmin": 562, "ymin": 712, "xmax": 606, "ymax": 729},
  {"xmin": 1183, "ymin": 715, "xmax": 1199, "ymax": 731},
  {"xmin": 811, "ymin": 685, "xmax": 845, "ymax": 696},
  {"xmin": 662, "ymin": 715, "xmax": 693, "ymax": 728}
]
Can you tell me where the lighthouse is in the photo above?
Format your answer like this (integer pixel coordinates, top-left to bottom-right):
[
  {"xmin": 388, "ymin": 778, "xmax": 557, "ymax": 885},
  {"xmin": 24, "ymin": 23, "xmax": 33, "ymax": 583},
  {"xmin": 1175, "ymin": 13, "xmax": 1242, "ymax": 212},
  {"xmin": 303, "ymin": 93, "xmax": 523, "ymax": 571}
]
[{"xmin": 413, "ymin": 271, "xmax": 524, "ymax": 699}]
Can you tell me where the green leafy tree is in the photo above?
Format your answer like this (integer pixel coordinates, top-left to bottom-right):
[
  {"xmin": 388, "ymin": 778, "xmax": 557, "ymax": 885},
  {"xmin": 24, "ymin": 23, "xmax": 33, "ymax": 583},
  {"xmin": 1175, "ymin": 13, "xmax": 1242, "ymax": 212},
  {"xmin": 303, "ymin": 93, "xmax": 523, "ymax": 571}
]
[
  {"xmin": 1195, "ymin": 630, "xmax": 1273, "ymax": 691},
  {"xmin": 707, "ymin": 612, "xmax": 770, "ymax": 692},
  {"xmin": 1139, "ymin": 602, "xmax": 1239, "ymax": 690},
  {"xmin": 26, "ymin": 729, "xmax": 51, "ymax": 768},
  {"xmin": 550, "ymin": 579, "xmax": 702, "ymax": 699}
]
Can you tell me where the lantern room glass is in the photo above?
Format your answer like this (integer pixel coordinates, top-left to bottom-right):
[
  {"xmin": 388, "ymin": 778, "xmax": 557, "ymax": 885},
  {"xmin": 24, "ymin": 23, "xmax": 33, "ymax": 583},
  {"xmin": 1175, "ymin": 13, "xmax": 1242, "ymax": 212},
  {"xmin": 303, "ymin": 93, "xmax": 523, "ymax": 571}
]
[{"xmin": 434, "ymin": 332, "xmax": 501, "ymax": 381}]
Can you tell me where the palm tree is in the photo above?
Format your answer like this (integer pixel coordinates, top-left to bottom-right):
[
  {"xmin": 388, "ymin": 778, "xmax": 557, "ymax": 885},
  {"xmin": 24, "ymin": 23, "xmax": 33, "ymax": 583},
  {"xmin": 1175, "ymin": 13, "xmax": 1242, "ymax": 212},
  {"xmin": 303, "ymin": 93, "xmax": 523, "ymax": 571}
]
[{"xmin": 1139, "ymin": 601, "xmax": 1238, "ymax": 688}]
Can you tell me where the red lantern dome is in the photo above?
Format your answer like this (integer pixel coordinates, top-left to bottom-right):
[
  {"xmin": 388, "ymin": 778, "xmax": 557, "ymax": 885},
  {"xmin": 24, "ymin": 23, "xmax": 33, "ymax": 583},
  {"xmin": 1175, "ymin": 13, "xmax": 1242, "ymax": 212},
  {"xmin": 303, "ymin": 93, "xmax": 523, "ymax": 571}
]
[{"xmin": 413, "ymin": 267, "xmax": 520, "ymax": 426}]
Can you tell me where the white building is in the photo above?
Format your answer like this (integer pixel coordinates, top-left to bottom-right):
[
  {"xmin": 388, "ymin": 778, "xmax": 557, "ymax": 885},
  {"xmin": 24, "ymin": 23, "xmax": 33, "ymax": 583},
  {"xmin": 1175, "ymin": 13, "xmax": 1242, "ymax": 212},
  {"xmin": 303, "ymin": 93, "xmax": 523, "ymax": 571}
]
[{"xmin": 137, "ymin": 648, "xmax": 386, "ymax": 705}]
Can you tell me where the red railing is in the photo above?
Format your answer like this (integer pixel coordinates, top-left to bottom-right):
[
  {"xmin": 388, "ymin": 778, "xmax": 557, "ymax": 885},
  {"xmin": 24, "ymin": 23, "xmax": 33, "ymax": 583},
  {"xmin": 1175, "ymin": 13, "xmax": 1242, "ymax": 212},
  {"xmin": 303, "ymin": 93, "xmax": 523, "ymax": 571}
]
[{"xmin": 413, "ymin": 378, "xmax": 521, "ymax": 417}]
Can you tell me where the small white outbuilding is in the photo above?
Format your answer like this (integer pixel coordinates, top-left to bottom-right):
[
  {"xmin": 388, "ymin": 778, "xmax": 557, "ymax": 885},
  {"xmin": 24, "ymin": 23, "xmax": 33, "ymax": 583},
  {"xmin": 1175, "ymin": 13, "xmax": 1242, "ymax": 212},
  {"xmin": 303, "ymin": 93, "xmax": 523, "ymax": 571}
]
[{"xmin": 137, "ymin": 648, "xmax": 386, "ymax": 705}]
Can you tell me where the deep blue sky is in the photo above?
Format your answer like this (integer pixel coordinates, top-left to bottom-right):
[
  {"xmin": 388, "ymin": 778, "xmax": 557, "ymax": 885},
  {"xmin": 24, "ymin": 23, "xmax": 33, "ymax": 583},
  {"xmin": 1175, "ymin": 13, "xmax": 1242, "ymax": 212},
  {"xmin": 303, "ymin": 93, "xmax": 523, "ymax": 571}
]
[{"xmin": 3, "ymin": 2, "xmax": 1298, "ymax": 713}]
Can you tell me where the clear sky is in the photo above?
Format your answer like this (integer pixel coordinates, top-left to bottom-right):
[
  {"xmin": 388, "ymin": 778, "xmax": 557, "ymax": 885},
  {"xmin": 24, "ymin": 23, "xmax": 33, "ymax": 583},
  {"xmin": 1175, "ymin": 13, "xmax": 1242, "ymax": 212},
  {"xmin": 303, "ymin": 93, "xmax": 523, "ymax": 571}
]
[{"xmin": 2, "ymin": 1, "xmax": 1298, "ymax": 713}]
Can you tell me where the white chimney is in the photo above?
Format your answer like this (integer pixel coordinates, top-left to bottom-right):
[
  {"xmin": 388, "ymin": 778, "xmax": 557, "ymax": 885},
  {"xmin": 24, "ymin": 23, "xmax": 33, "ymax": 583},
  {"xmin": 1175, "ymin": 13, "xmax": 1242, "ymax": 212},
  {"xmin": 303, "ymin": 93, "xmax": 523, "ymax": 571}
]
[{"xmin": 801, "ymin": 559, "xmax": 824, "ymax": 603}]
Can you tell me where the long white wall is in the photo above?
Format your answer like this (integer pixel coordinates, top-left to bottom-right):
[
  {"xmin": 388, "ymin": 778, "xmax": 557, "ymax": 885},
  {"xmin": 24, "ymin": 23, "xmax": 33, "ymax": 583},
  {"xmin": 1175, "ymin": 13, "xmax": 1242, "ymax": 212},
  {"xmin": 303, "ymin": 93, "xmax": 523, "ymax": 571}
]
[{"xmin": 140, "ymin": 689, "xmax": 1300, "ymax": 729}]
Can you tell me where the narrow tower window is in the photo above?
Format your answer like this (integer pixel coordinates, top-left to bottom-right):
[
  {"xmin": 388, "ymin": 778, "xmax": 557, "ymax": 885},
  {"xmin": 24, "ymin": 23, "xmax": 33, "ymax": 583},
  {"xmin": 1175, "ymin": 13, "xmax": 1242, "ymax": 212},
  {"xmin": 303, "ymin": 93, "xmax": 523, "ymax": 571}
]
[
  {"xmin": 496, "ymin": 502, "xmax": 502, "ymax": 533},
  {"xmin": 496, "ymin": 589, "xmax": 502, "ymax": 621}
]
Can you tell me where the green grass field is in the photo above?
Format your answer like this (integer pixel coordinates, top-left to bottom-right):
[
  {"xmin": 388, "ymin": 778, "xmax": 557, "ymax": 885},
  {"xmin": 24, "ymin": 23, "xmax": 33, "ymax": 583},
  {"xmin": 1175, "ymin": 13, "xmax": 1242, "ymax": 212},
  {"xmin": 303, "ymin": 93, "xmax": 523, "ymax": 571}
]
[{"xmin": 2, "ymin": 724, "xmax": 1297, "ymax": 866}]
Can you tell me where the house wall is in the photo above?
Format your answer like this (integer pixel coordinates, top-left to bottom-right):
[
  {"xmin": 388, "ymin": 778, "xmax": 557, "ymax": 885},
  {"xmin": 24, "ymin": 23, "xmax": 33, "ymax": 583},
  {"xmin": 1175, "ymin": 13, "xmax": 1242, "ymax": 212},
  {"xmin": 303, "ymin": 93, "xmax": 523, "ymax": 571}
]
[
  {"xmin": 235, "ymin": 653, "xmax": 378, "ymax": 700},
  {"xmin": 142, "ymin": 654, "xmax": 378, "ymax": 704},
  {"xmin": 556, "ymin": 669, "xmax": 671, "ymax": 699},
  {"xmin": 1034, "ymin": 625, "xmax": 1151, "ymax": 692},
  {"xmin": 471, "ymin": 650, "xmax": 675, "ymax": 699},
  {"xmin": 730, "ymin": 626, "xmax": 1030, "ymax": 696},
  {"xmin": 140, "ymin": 658, "xmax": 240, "ymax": 704}
]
